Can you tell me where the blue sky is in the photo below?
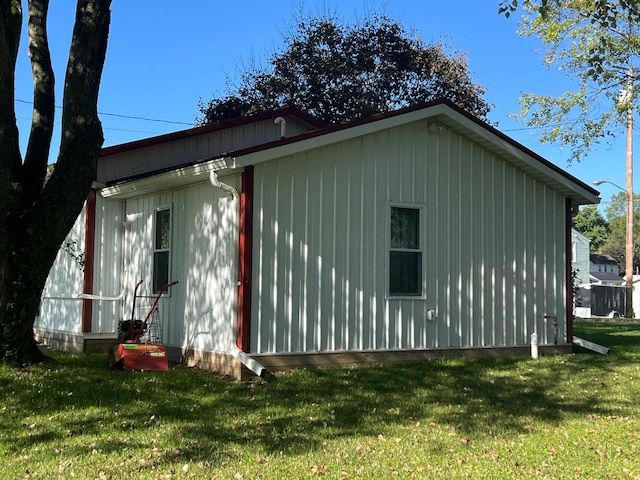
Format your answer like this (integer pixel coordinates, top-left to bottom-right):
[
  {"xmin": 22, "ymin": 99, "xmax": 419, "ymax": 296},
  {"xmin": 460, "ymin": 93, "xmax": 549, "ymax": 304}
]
[{"xmin": 13, "ymin": 1, "xmax": 632, "ymax": 207}]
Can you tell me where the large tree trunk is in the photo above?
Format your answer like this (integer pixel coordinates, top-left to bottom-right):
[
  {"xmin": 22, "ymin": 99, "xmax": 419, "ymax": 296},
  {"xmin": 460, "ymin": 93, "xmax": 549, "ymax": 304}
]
[{"xmin": 0, "ymin": 0, "xmax": 111, "ymax": 365}]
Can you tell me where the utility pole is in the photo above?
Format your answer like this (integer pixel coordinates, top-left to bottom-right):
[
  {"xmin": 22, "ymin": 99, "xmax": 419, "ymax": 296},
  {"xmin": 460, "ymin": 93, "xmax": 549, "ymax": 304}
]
[{"xmin": 625, "ymin": 66, "xmax": 634, "ymax": 319}]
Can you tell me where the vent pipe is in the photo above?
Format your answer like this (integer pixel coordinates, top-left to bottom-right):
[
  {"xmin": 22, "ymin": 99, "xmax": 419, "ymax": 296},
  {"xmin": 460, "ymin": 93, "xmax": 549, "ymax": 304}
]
[{"xmin": 274, "ymin": 117, "xmax": 286, "ymax": 138}]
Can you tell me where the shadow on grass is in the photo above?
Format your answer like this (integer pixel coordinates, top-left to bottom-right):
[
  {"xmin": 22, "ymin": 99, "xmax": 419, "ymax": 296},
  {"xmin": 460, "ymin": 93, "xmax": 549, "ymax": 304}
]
[{"xmin": 2, "ymin": 320, "xmax": 639, "ymax": 469}]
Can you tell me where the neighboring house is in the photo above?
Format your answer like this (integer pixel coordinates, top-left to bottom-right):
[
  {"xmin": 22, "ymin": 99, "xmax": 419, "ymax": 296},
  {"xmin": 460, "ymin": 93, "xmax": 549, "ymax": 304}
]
[
  {"xmin": 571, "ymin": 228, "xmax": 590, "ymax": 285},
  {"xmin": 589, "ymin": 253, "xmax": 623, "ymax": 285},
  {"xmin": 36, "ymin": 99, "xmax": 600, "ymax": 379},
  {"xmin": 631, "ymin": 275, "xmax": 640, "ymax": 320},
  {"xmin": 576, "ymin": 254, "xmax": 630, "ymax": 318}
]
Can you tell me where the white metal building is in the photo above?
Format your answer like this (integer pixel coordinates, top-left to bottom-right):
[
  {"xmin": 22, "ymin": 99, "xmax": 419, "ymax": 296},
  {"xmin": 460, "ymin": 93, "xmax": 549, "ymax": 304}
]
[{"xmin": 35, "ymin": 100, "xmax": 600, "ymax": 378}]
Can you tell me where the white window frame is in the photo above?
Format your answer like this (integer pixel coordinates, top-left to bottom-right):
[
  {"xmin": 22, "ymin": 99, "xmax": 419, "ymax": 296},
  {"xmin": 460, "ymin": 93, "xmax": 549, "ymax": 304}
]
[
  {"xmin": 386, "ymin": 202, "xmax": 426, "ymax": 299},
  {"xmin": 153, "ymin": 204, "xmax": 172, "ymax": 294}
]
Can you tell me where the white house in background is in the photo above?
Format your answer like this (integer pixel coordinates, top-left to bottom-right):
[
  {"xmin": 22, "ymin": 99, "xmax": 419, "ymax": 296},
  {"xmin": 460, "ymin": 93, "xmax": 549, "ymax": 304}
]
[
  {"xmin": 35, "ymin": 99, "xmax": 601, "ymax": 379},
  {"xmin": 589, "ymin": 253, "xmax": 623, "ymax": 285},
  {"xmin": 571, "ymin": 228, "xmax": 591, "ymax": 285}
]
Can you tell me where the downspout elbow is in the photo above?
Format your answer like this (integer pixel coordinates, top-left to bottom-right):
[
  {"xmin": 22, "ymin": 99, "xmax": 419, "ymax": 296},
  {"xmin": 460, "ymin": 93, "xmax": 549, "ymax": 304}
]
[{"xmin": 210, "ymin": 170, "xmax": 239, "ymax": 201}]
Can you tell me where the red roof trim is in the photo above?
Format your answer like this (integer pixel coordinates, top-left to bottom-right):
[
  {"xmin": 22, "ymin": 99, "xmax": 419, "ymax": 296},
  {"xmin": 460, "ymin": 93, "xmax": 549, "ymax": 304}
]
[
  {"xmin": 103, "ymin": 98, "xmax": 600, "ymax": 199},
  {"xmin": 223, "ymin": 99, "xmax": 599, "ymax": 197},
  {"xmin": 99, "ymin": 107, "xmax": 326, "ymax": 157},
  {"xmin": 440, "ymin": 100, "xmax": 600, "ymax": 197}
]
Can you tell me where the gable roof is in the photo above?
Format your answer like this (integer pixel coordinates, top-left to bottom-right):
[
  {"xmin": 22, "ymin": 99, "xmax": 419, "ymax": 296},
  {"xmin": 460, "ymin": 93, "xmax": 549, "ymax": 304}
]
[
  {"xmin": 101, "ymin": 99, "xmax": 601, "ymax": 205},
  {"xmin": 590, "ymin": 253, "xmax": 619, "ymax": 266},
  {"xmin": 590, "ymin": 272, "xmax": 623, "ymax": 282},
  {"xmin": 571, "ymin": 228, "xmax": 590, "ymax": 244},
  {"xmin": 221, "ymin": 99, "xmax": 600, "ymax": 205},
  {"xmin": 99, "ymin": 107, "xmax": 327, "ymax": 158}
]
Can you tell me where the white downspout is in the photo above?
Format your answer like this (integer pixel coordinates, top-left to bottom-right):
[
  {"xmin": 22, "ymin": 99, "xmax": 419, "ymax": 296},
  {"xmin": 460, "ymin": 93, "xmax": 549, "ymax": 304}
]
[
  {"xmin": 210, "ymin": 170, "xmax": 267, "ymax": 377},
  {"xmin": 210, "ymin": 170, "xmax": 239, "ymax": 201}
]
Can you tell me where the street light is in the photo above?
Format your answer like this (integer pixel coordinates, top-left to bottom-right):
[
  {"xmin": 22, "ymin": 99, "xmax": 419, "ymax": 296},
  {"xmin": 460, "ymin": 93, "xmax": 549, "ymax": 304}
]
[{"xmin": 593, "ymin": 178, "xmax": 634, "ymax": 318}]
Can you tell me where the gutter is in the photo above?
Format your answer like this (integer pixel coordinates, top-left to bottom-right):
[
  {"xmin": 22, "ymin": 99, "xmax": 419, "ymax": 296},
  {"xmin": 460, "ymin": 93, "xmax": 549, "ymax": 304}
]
[{"xmin": 209, "ymin": 170, "xmax": 267, "ymax": 378}]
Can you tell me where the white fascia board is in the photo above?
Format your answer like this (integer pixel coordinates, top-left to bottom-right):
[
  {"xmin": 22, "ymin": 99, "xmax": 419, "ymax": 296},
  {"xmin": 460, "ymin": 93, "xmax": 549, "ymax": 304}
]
[
  {"xmin": 232, "ymin": 105, "xmax": 446, "ymax": 168},
  {"xmin": 437, "ymin": 108, "xmax": 600, "ymax": 205},
  {"xmin": 231, "ymin": 103, "xmax": 598, "ymax": 205},
  {"xmin": 100, "ymin": 156, "xmax": 229, "ymax": 199}
]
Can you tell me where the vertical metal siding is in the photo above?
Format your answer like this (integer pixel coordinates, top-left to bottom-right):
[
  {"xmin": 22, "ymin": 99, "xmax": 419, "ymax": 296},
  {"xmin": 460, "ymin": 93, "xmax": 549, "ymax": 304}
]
[
  {"xmin": 251, "ymin": 120, "xmax": 567, "ymax": 354},
  {"xmin": 92, "ymin": 196, "xmax": 124, "ymax": 332},
  {"xmin": 98, "ymin": 119, "xmax": 314, "ymax": 184},
  {"xmin": 118, "ymin": 175, "xmax": 240, "ymax": 352},
  {"xmin": 37, "ymin": 204, "xmax": 87, "ymax": 333}
]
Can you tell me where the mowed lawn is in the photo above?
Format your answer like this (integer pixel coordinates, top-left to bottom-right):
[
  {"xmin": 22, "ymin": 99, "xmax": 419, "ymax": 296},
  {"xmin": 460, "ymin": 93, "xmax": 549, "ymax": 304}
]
[{"xmin": 1, "ymin": 321, "xmax": 639, "ymax": 479}]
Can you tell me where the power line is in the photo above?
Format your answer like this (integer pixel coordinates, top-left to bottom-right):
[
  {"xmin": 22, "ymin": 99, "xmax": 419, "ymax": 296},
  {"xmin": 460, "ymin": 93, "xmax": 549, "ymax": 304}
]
[
  {"xmin": 99, "ymin": 111, "xmax": 192, "ymax": 126},
  {"xmin": 15, "ymin": 98, "xmax": 193, "ymax": 126},
  {"xmin": 17, "ymin": 114, "xmax": 166, "ymax": 135}
]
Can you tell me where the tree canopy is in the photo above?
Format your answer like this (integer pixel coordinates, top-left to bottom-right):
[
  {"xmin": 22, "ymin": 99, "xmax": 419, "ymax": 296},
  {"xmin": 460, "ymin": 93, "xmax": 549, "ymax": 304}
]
[
  {"xmin": 0, "ymin": 0, "xmax": 111, "ymax": 364},
  {"xmin": 499, "ymin": 0, "xmax": 640, "ymax": 24},
  {"xmin": 198, "ymin": 13, "xmax": 490, "ymax": 125},
  {"xmin": 573, "ymin": 205, "xmax": 610, "ymax": 252},
  {"xmin": 599, "ymin": 191, "xmax": 640, "ymax": 272},
  {"xmin": 500, "ymin": 0, "xmax": 640, "ymax": 163},
  {"xmin": 573, "ymin": 199, "xmax": 640, "ymax": 275}
]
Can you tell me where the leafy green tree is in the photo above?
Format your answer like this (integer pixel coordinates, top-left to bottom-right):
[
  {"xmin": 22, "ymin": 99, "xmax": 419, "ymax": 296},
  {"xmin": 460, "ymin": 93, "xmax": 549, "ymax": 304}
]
[
  {"xmin": 500, "ymin": 0, "xmax": 640, "ymax": 163},
  {"xmin": 499, "ymin": 0, "xmax": 640, "ymax": 22},
  {"xmin": 0, "ymin": 0, "xmax": 111, "ymax": 364},
  {"xmin": 601, "ymin": 192, "xmax": 640, "ymax": 274},
  {"xmin": 604, "ymin": 191, "xmax": 640, "ymax": 220},
  {"xmin": 198, "ymin": 13, "xmax": 490, "ymax": 125},
  {"xmin": 572, "ymin": 205, "xmax": 610, "ymax": 251}
]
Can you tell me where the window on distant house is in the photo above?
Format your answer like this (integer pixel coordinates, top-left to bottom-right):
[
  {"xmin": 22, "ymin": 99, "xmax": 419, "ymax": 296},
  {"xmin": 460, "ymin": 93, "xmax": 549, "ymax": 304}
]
[
  {"xmin": 153, "ymin": 205, "xmax": 172, "ymax": 293},
  {"xmin": 572, "ymin": 242, "xmax": 577, "ymax": 263},
  {"xmin": 389, "ymin": 205, "xmax": 423, "ymax": 297}
]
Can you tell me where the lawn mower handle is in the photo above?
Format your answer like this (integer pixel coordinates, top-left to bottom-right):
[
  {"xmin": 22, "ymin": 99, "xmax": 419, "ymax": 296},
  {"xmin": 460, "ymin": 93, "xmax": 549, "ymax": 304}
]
[{"xmin": 140, "ymin": 280, "xmax": 179, "ymax": 330}]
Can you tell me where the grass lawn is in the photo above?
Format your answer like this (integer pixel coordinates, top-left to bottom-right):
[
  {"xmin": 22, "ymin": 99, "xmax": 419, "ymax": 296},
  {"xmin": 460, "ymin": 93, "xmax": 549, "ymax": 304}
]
[{"xmin": 2, "ymin": 321, "xmax": 640, "ymax": 479}]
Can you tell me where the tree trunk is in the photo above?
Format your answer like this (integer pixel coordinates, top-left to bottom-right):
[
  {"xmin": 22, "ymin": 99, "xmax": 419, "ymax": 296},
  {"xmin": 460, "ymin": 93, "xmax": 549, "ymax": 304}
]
[
  {"xmin": 0, "ymin": 0, "xmax": 111, "ymax": 365},
  {"xmin": 1, "ymin": 225, "xmax": 49, "ymax": 364}
]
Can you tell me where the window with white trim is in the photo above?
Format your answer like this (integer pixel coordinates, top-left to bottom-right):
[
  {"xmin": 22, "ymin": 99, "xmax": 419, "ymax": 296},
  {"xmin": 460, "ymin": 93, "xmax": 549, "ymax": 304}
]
[
  {"xmin": 153, "ymin": 205, "xmax": 172, "ymax": 293},
  {"xmin": 389, "ymin": 205, "xmax": 423, "ymax": 297}
]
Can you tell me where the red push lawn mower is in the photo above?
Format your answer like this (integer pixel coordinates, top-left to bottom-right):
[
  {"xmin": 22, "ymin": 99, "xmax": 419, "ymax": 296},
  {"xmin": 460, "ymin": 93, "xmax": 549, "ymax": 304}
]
[{"xmin": 108, "ymin": 280, "xmax": 178, "ymax": 371}]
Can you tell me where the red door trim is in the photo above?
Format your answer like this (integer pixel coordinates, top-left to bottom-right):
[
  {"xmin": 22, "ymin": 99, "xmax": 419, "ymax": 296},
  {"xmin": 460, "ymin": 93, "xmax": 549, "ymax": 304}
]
[
  {"xmin": 81, "ymin": 189, "xmax": 97, "ymax": 333},
  {"xmin": 237, "ymin": 166, "xmax": 254, "ymax": 351}
]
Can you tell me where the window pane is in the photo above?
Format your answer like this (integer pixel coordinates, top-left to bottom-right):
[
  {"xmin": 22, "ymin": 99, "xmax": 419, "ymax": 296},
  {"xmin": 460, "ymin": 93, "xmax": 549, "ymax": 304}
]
[
  {"xmin": 391, "ymin": 207, "xmax": 419, "ymax": 249},
  {"xmin": 155, "ymin": 209, "xmax": 171, "ymax": 249},
  {"xmin": 389, "ymin": 251, "xmax": 421, "ymax": 296},
  {"xmin": 153, "ymin": 251, "xmax": 169, "ymax": 293}
]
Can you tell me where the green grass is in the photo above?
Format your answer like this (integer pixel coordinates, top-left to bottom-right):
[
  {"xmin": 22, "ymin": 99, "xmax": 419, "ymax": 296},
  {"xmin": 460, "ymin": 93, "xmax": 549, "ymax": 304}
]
[{"xmin": 2, "ymin": 321, "xmax": 640, "ymax": 479}]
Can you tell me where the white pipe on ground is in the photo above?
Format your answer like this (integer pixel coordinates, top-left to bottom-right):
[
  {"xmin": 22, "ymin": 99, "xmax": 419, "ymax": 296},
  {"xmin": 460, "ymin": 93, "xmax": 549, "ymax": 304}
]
[{"xmin": 229, "ymin": 345, "xmax": 266, "ymax": 377}]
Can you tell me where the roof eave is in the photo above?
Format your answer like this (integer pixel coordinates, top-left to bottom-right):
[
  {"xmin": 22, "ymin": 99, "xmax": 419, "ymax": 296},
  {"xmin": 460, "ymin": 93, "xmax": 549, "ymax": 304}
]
[
  {"xmin": 100, "ymin": 156, "xmax": 230, "ymax": 199},
  {"xmin": 228, "ymin": 101, "xmax": 601, "ymax": 206}
]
